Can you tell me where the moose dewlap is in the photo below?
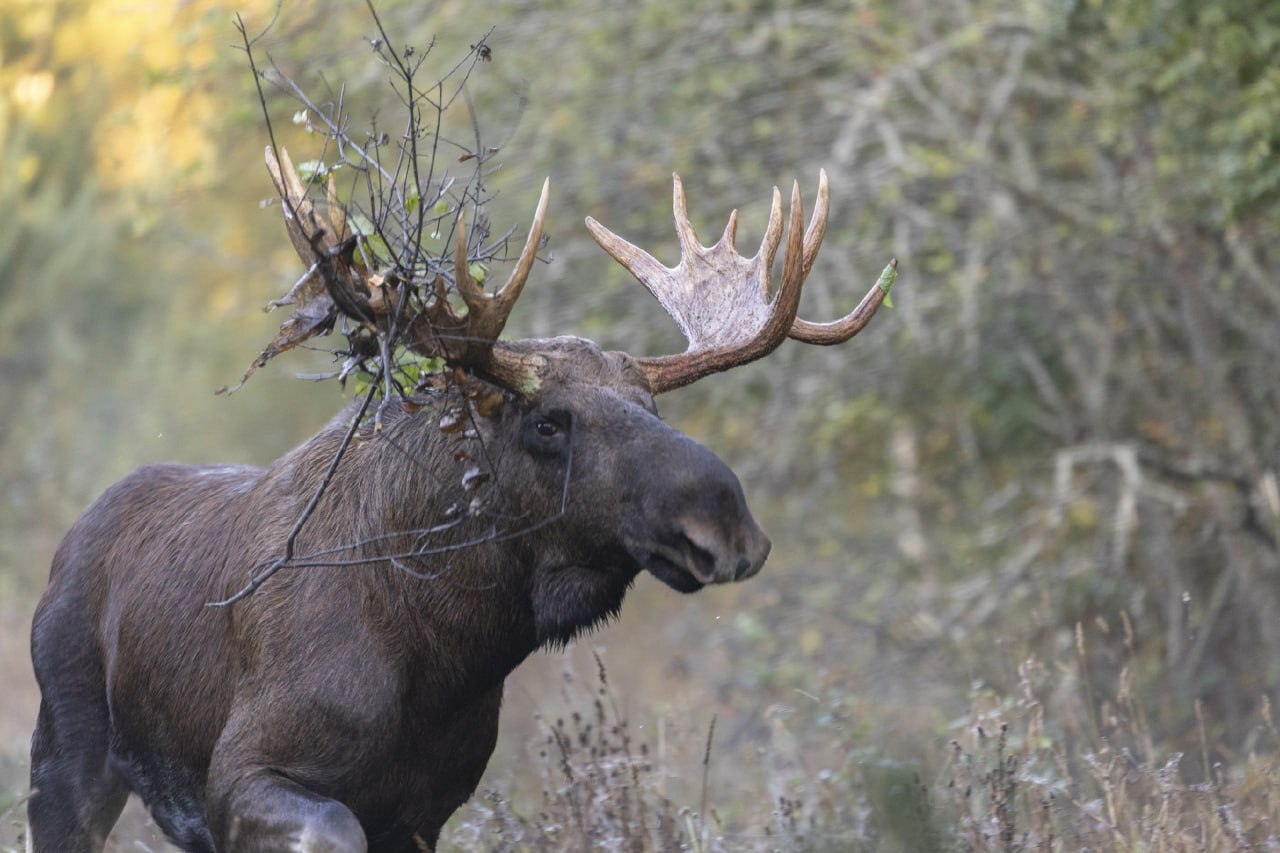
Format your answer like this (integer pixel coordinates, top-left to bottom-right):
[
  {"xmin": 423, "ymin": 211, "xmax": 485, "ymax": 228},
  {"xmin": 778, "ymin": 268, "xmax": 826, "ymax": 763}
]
[{"xmin": 28, "ymin": 151, "xmax": 892, "ymax": 852}]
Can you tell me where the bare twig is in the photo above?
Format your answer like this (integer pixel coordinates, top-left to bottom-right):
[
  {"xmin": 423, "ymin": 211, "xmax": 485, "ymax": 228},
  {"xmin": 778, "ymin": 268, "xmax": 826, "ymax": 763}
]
[{"xmin": 209, "ymin": 376, "xmax": 380, "ymax": 606}]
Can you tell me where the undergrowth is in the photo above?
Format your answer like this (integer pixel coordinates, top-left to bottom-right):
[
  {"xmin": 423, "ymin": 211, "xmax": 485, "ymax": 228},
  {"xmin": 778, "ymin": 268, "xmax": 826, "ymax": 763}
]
[
  {"xmin": 4, "ymin": 623, "xmax": 1278, "ymax": 851},
  {"xmin": 443, "ymin": 634, "xmax": 1280, "ymax": 852},
  {"xmin": 941, "ymin": 656, "xmax": 1280, "ymax": 851}
]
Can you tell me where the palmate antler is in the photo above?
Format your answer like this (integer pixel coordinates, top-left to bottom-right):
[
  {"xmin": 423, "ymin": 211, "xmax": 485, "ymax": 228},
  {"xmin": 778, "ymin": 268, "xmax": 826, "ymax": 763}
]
[
  {"xmin": 240, "ymin": 147, "xmax": 548, "ymax": 392},
  {"xmin": 250, "ymin": 149, "xmax": 893, "ymax": 398},
  {"xmin": 586, "ymin": 170, "xmax": 895, "ymax": 394}
]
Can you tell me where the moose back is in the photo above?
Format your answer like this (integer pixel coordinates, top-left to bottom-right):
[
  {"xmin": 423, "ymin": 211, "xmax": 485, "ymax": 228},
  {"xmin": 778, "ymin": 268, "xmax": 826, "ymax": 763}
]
[{"xmin": 28, "ymin": 156, "xmax": 891, "ymax": 852}]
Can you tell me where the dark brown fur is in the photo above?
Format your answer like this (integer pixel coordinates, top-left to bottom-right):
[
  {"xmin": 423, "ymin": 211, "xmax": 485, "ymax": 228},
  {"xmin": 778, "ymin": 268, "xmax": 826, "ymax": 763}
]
[{"xmin": 28, "ymin": 338, "xmax": 771, "ymax": 852}]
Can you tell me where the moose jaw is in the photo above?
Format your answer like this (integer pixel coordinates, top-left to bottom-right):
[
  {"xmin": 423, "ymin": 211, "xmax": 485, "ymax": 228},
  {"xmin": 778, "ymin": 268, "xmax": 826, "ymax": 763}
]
[{"xmin": 27, "ymin": 148, "xmax": 895, "ymax": 852}]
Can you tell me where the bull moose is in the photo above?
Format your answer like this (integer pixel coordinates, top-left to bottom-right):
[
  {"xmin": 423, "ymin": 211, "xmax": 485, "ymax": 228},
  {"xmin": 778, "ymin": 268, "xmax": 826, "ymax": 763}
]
[{"xmin": 28, "ymin": 148, "xmax": 892, "ymax": 851}]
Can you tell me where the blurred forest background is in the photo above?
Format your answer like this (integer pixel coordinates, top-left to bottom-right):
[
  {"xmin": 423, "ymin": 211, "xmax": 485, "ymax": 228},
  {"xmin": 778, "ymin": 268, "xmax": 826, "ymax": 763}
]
[{"xmin": 2, "ymin": 0, "xmax": 1279, "ymax": 848}]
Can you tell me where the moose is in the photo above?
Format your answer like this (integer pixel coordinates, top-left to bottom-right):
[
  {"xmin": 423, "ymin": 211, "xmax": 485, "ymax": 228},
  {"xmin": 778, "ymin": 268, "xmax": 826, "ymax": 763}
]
[{"xmin": 28, "ymin": 148, "xmax": 891, "ymax": 852}]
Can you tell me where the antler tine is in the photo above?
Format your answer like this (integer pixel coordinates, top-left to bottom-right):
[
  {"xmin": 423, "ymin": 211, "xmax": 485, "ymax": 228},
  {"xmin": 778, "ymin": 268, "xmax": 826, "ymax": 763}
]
[
  {"xmin": 585, "ymin": 214, "xmax": 677, "ymax": 325},
  {"xmin": 772, "ymin": 179, "xmax": 807, "ymax": 330},
  {"xmin": 720, "ymin": 178, "xmax": 807, "ymax": 369},
  {"xmin": 234, "ymin": 147, "xmax": 378, "ymax": 394},
  {"xmin": 454, "ymin": 177, "xmax": 551, "ymax": 341},
  {"xmin": 800, "ymin": 169, "xmax": 829, "ymax": 281},
  {"xmin": 671, "ymin": 174, "xmax": 703, "ymax": 255},
  {"xmin": 265, "ymin": 146, "xmax": 337, "ymax": 267},
  {"xmin": 753, "ymin": 186, "xmax": 784, "ymax": 300},
  {"xmin": 790, "ymin": 258, "xmax": 898, "ymax": 345},
  {"xmin": 719, "ymin": 208, "xmax": 740, "ymax": 248},
  {"xmin": 787, "ymin": 171, "xmax": 896, "ymax": 345}
]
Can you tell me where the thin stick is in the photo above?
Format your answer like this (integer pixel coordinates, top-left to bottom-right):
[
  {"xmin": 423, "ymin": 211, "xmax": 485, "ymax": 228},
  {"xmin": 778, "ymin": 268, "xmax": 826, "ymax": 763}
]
[
  {"xmin": 700, "ymin": 714, "xmax": 717, "ymax": 838},
  {"xmin": 209, "ymin": 377, "xmax": 380, "ymax": 606}
]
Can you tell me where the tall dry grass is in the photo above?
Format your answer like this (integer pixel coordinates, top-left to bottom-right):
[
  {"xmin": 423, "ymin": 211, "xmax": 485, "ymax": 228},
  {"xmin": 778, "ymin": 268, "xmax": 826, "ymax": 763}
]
[
  {"xmin": 441, "ymin": 624, "xmax": 1280, "ymax": 852},
  {"xmin": 3, "ymin": 617, "xmax": 1277, "ymax": 851}
]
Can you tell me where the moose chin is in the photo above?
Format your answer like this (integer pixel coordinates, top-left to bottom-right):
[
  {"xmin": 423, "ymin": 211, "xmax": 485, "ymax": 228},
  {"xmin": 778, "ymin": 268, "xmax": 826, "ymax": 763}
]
[{"xmin": 28, "ymin": 149, "xmax": 890, "ymax": 852}]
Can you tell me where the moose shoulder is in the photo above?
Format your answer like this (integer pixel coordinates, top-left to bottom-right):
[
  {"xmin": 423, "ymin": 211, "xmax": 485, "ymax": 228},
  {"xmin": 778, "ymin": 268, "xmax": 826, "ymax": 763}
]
[{"xmin": 28, "ymin": 158, "xmax": 892, "ymax": 852}]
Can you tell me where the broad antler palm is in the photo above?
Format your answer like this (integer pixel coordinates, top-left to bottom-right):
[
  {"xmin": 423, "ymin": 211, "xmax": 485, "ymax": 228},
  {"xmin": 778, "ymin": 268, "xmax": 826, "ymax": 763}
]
[{"xmin": 586, "ymin": 170, "xmax": 894, "ymax": 393}]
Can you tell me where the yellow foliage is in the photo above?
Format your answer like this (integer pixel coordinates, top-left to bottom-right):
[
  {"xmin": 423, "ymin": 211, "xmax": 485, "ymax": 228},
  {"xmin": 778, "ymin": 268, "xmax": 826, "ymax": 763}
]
[
  {"xmin": 11, "ymin": 71, "xmax": 54, "ymax": 112},
  {"xmin": 52, "ymin": 2, "xmax": 174, "ymax": 71},
  {"xmin": 208, "ymin": 281, "xmax": 242, "ymax": 318},
  {"xmin": 17, "ymin": 152, "xmax": 38, "ymax": 185},
  {"xmin": 3, "ymin": 0, "xmax": 54, "ymax": 47},
  {"xmin": 96, "ymin": 82, "xmax": 219, "ymax": 190},
  {"xmin": 0, "ymin": 0, "xmax": 277, "ymax": 194}
]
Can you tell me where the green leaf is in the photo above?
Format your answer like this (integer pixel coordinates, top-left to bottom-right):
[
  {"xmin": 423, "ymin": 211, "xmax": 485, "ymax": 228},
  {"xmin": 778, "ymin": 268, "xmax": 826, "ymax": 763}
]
[
  {"xmin": 348, "ymin": 213, "xmax": 376, "ymax": 236},
  {"xmin": 877, "ymin": 259, "xmax": 898, "ymax": 308},
  {"xmin": 296, "ymin": 160, "xmax": 326, "ymax": 182},
  {"xmin": 358, "ymin": 234, "xmax": 390, "ymax": 265}
]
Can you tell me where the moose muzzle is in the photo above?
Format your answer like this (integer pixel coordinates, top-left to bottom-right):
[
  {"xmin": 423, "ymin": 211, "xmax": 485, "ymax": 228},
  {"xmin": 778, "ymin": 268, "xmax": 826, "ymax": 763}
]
[{"xmin": 623, "ymin": 430, "xmax": 772, "ymax": 593}]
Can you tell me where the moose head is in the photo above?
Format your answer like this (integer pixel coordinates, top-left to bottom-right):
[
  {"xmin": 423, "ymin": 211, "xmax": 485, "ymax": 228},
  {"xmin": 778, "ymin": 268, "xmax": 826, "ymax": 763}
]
[{"xmin": 27, "ymin": 149, "xmax": 893, "ymax": 852}]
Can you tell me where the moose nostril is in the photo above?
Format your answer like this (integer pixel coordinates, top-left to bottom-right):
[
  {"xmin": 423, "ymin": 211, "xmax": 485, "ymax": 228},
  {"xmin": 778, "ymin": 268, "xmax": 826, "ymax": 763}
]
[{"xmin": 734, "ymin": 556, "xmax": 753, "ymax": 579}]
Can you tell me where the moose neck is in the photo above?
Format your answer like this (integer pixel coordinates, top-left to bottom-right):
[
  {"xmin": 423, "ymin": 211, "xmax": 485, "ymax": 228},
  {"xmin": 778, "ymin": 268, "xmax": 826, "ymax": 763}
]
[{"xmin": 273, "ymin": 391, "xmax": 566, "ymax": 707}]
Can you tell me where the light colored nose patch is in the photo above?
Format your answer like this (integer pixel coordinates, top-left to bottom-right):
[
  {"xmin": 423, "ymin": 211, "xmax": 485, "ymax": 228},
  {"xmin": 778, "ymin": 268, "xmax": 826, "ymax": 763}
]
[{"xmin": 679, "ymin": 515, "xmax": 771, "ymax": 583}]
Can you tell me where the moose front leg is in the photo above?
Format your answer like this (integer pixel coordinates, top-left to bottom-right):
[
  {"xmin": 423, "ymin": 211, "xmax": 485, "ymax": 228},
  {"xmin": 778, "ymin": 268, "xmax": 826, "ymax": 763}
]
[{"xmin": 206, "ymin": 767, "xmax": 367, "ymax": 853}]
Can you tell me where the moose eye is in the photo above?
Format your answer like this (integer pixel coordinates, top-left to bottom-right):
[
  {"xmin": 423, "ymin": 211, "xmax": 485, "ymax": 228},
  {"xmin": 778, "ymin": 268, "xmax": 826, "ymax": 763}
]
[{"xmin": 523, "ymin": 409, "xmax": 571, "ymax": 457}]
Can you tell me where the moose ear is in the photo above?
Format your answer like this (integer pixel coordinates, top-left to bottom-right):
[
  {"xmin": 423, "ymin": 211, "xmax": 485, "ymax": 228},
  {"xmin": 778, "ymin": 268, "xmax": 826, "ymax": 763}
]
[{"xmin": 469, "ymin": 390, "xmax": 507, "ymax": 420}]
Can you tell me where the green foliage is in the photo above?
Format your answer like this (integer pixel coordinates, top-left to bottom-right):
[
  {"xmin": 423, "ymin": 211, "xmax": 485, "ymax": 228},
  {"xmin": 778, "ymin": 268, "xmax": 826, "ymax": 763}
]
[
  {"xmin": 0, "ymin": 92, "xmax": 135, "ymax": 549},
  {"xmin": 1059, "ymin": 0, "xmax": 1280, "ymax": 222}
]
